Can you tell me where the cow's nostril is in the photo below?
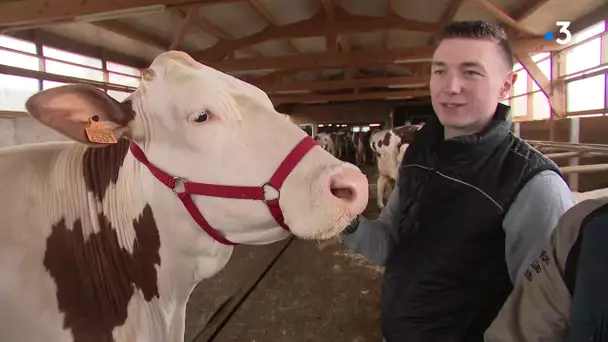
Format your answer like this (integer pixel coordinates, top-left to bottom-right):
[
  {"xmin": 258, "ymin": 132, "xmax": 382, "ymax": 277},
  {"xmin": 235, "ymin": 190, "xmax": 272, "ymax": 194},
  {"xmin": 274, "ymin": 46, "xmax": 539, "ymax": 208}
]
[{"xmin": 331, "ymin": 186, "xmax": 355, "ymax": 202}]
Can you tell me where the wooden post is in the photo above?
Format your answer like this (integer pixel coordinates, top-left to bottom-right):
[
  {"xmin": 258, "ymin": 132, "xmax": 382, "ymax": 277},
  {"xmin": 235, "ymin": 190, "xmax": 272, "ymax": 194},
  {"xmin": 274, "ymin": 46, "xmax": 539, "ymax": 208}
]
[
  {"xmin": 513, "ymin": 122, "xmax": 520, "ymax": 136},
  {"xmin": 568, "ymin": 117, "xmax": 580, "ymax": 190}
]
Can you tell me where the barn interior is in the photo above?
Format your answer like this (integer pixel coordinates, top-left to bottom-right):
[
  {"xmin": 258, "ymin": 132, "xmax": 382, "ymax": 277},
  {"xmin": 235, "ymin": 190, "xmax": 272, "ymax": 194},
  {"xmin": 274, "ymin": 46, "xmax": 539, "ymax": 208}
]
[{"xmin": 1, "ymin": 0, "xmax": 608, "ymax": 340}]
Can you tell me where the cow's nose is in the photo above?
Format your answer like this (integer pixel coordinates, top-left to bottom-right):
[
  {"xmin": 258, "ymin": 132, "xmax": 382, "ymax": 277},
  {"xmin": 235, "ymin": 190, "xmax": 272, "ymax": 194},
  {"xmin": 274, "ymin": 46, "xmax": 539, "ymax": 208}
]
[{"xmin": 327, "ymin": 165, "xmax": 369, "ymax": 219}]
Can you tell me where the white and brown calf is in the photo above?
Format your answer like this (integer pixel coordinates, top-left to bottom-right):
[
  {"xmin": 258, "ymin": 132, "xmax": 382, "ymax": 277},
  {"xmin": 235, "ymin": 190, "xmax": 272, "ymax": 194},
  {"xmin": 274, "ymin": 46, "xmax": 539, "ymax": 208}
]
[{"xmin": 0, "ymin": 51, "xmax": 369, "ymax": 342}]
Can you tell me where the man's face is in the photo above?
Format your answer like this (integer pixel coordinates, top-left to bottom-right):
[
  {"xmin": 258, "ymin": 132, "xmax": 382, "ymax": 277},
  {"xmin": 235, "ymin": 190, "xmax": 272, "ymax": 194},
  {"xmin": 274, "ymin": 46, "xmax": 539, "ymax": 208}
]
[{"xmin": 429, "ymin": 38, "xmax": 515, "ymax": 135}]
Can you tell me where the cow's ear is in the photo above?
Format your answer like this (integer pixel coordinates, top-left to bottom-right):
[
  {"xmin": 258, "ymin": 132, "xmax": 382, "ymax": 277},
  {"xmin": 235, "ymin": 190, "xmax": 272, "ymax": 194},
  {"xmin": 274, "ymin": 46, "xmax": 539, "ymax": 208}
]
[{"xmin": 25, "ymin": 84, "xmax": 135, "ymax": 146}]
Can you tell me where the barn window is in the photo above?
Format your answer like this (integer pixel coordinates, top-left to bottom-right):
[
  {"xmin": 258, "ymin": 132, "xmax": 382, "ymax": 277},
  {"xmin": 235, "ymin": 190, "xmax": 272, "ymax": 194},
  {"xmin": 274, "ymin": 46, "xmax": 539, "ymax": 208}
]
[
  {"xmin": 43, "ymin": 48, "xmax": 104, "ymax": 83},
  {"xmin": 563, "ymin": 21, "xmax": 606, "ymax": 114},
  {"xmin": 108, "ymin": 90, "xmax": 131, "ymax": 102},
  {"xmin": 109, "ymin": 73, "xmax": 140, "ymax": 88},
  {"xmin": 106, "ymin": 61, "xmax": 140, "ymax": 77},
  {"xmin": 0, "ymin": 36, "xmax": 39, "ymax": 71},
  {"xmin": 532, "ymin": 91, "xmax": 550, "ymax": 119},
  {"xmin": 42, "ymin": 81, "xmax": 69, "ymax": 90},
  {"xmin": 0, "ymin": 74, "xmax": 38, "ymax": 111},
  {"xmin": 42, "ymin": 46, "xmax": 102, "ymax": 69},
  {"xmin": 567, "ymin": 75, "xmax": 605, "ymax": 112}
]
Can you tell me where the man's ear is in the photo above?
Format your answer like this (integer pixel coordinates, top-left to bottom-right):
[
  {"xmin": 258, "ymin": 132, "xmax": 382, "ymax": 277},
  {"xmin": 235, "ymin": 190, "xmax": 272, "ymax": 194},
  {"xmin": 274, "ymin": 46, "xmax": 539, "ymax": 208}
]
[
  {"xmin": 499, "ymin": 72, "xmax": 517, "ymax": 99},
  {"xmin": 25, "ymin": 84, "xmax": 135, "ymax": 146}
]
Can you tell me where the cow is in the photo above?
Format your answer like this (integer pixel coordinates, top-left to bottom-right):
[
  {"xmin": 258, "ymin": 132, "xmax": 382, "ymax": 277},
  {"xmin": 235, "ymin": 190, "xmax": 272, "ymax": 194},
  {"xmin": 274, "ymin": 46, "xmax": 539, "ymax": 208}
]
[
  {"xmin": 352, "ymin": 131, "xmax": 370, "ymax": 165},
  {"xmin": 370, "ymin": 124, "xmax": 423, "ymax": 208},
  {"xmin": 314, "ymin": 132, "xmax": 335, "ymax": 156},
  {"xmin": 329, "ymin": 132, "xmax": 346, "ymax": 160},
  {"xmin": 0, "ymin": 51, "xmax": 369, "ymax": 342}
]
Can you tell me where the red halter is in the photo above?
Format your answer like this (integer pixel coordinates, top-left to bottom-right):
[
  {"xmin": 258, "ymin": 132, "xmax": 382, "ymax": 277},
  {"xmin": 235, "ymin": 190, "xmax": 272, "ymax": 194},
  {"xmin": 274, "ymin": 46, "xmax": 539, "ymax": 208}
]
[{"xmin": 129, "ymin": 135, "xmax": 318, "ymax": 246}]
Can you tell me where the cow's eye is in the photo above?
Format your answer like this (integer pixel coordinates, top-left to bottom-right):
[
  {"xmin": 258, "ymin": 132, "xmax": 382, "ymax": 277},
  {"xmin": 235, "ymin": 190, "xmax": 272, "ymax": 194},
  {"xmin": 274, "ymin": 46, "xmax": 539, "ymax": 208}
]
[{"xmin": 191, "ymin": 111, "xmax": 208, "ymax": 123}]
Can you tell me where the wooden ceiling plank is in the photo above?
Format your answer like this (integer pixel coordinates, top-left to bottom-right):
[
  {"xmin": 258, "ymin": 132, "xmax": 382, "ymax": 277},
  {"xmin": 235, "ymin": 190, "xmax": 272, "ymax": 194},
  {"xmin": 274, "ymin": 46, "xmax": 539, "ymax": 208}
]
[
  {"xmin": 428, "ymin": 0, "xmax": 466, "ymax": 43},
  {"xmin": 173, "ymin": 8, "xmax": 262, "ymax": 58},
  {"xmin": 192, "ymin": 12, "xmax": 438, "ymax": 60},
  {"xmin": 248, "ymin": 0, "xmax": 322, "ymax": 79},
  {"xmin": 248, "ymin": 0, "xmax": 299, "ymax": 54},
  {"xmin": 169, "ymin": 6, "xmax": 198, "ymax": 50},
  {"xmin": 90, "ymin": 20, "xmax": 168, "ymax": 51},
  {"xmin": 205, "ymin": 38, "xmax": 560, "ymax": 71},
  {"xmin": 270, "ymin": 89, "xmax": 430, "ymax": 104},
  {"xmin": 258, "ymin": 75, "xmax": 429, "ymax": 92},
  {"xmin": 513, "ymin": 50, "xmax": 566, "ymax": 118},
  {"xmin": 0, "ymin": 0, "xmax": 247, "ymax": 27},
  {"xmin": 512, "ymin": 0, "xmax": 551, "ymax": 22},
  {"xmin": 469, "ymin": 0, "xmax": 541, "ymax": 36}
]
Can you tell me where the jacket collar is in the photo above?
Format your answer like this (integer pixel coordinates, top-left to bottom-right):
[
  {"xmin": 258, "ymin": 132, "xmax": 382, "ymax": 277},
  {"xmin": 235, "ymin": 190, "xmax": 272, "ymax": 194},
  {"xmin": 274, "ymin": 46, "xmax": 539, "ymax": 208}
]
[{"xmin": 420, "ymin": 103, "xmax": 513, "ymax": 161}]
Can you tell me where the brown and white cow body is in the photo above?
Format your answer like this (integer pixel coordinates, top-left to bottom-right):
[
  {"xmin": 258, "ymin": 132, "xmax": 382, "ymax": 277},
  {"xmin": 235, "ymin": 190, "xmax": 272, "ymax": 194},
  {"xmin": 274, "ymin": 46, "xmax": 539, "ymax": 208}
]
[
  {"xmin": 369, "ymin": 124, "xmax": 423, "ymax": 208},
  {"xmin": 0, "ymin": 51, "xmax": 369, "ymax": 342},
  {"xmin": 330, "ymin": 132, "xmax": 346, "ymax": 160}
]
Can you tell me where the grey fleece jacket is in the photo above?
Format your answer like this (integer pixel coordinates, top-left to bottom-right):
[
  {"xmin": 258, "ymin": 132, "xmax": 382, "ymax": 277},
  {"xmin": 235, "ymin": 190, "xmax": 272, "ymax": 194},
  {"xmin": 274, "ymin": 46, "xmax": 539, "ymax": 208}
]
[{"xmin": 342, "ymin": 169, "xmax": 576, "ymax": 284}]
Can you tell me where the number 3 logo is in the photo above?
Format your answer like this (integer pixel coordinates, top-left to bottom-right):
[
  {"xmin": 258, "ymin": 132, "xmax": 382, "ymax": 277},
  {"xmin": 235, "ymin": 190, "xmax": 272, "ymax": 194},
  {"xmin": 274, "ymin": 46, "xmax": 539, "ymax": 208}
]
[{"xmin": 556, "ymin": 21, "xmax": 572, "ymax": 45}]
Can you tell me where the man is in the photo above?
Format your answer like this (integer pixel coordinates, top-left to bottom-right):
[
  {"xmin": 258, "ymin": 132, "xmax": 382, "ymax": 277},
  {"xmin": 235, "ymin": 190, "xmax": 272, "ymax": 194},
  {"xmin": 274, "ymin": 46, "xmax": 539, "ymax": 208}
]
[
  {"xmin": 341, "ymin": 21, "xmax": 575, "ymax": 341},
  {"xmin": 485, "ymin": 195, "xmax": 608, "ymax": 342}
]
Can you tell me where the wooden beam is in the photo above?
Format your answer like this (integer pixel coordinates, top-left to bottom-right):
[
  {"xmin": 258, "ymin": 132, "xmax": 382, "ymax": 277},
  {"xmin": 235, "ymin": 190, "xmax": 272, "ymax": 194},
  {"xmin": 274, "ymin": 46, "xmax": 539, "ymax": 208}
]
[
  {"xmin": 0, "ymin": 64, "xmax": 137, "ymax": 93},
  {"xmin": 429, "ymin": 0, "xmax": 466, "ymax": 43},
  {"xmin": 248, "ymin": 0, "xmax": 301, "ymax": 56},
  {"xmin": 91, "ymin": 20, "xmax": 168, "ymax": 51},
  {"xmin": 512, "ymin": 0, "xmax": 551, "ymax": 21},
  {"xmin": 321, "ymin": 0, "xmax": 336, "ymax": 21},
  {"xmin": 513, "ymin": 50, "xmax": 566, "ymax": 118},
  {"xmin": 258, "ymin": 75, "xmax": 429, "ymax": 93},
  {"xmin": 568, "ymin": 2, "xmax": 608, "ymax": 35},
  {"xmin": 0, "ymin": 0, "xmax": 246, "ymax": 27},
  {"xmin": 205, "ymin": 38, "xmax": 562, "ymax": 72},
  {"xmin": 271, "ymin": 89, "xmax": 430, "ymax": 104},
  {"xmin": 169, "ymin": 6, "xmax": 198, "ymax": 50},
  {"xmin": 209, "ymin": 45, "xmax": 435, "ymax": 71},
  {"xmin": 0, "ymin": 111, "xmax": 31, "ymax": 118},
  {"xmin": 172, "ymin": 8, "xmax": 261, "ymax": 58},
  {"xmin": 192, "ymin": 12, "xmax": 438, "ymax": 61},
  {"xmin": 469, "ymin": 0, "xmax": 542, "ymax": 36}
]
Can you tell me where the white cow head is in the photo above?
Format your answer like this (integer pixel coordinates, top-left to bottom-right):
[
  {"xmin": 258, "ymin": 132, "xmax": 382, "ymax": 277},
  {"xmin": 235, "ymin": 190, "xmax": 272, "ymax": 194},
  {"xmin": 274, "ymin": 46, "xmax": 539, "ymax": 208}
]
[{"xmin": 24, "ymin": 51, "xmax": 369, "ymax": 244}]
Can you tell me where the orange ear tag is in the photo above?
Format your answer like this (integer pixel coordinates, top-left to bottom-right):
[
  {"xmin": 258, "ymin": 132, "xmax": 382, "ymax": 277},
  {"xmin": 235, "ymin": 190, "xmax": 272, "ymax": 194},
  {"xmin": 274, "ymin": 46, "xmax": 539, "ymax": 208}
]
[{"xmin": 85, "ymin": 115, "xmax": 118, "ymax": 144}]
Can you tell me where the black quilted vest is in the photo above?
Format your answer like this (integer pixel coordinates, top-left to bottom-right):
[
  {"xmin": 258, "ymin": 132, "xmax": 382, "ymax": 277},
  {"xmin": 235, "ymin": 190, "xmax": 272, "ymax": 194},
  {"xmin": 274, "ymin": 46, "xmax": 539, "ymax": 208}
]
[{"xmin": 381, "ymin": 104, "xmax": 562, "ymax": 342}]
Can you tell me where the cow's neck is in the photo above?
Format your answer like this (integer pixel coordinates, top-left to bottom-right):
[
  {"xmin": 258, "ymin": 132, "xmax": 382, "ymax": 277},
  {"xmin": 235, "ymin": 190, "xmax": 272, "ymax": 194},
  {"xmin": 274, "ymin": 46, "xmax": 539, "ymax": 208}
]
[{"xmin": 48, "ymin": 139, "xmax": 232, "ymax": 341}]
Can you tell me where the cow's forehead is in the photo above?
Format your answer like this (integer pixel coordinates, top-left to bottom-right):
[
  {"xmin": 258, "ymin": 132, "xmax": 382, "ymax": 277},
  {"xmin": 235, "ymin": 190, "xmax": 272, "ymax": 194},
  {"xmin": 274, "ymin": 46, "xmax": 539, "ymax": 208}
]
[{"xmin": 145, "ymin": 51, "xmax": 273, "ymax": 111}]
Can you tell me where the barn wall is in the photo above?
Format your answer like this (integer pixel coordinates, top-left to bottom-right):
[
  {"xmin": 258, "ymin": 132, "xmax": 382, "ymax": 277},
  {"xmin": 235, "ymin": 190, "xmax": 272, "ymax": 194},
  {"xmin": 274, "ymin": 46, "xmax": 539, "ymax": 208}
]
[
  {"xmin": 286, "ymin": 101, "xmax": 392, "ymax": 126},
  {"xmin": 518, "ymin": 116, "xmax": 608, "ymax": 192},
  {"xmin": 0, "ymin": 118, "xmax": 68, "ymax": 147}
]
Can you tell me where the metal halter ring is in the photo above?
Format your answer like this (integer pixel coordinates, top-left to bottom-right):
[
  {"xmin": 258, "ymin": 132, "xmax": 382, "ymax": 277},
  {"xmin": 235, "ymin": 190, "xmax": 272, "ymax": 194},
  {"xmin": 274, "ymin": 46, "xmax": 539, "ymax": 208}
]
[
  {"xmin": 172, "ymin": 176, "xmax": 187, "ymax": 195},
  {"xmin": 261, "ymin": 182, "xmax": 280, "ymax": 203}
]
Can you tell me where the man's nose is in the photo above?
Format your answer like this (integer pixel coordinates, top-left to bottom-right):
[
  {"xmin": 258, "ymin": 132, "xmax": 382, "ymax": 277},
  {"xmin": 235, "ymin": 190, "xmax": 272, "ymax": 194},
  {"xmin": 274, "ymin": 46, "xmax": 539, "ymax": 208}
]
[{"xmin": 443, "ymin": 74, "xmax": 463, "ymax": 94}]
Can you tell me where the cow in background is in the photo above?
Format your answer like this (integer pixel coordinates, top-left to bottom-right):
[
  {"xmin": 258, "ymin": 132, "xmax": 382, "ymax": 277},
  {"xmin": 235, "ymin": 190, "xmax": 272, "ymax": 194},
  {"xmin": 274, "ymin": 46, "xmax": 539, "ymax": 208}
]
[
  {"xmin": 329, "ymin": 132, "xmax": 347, "ymax": 160},
  {"xmin": 352, "ymin": 131, "xmax": 372, "ymax": 165},
  {"xmin": 370, "ymin": 124, "xmax": 423, "ymax": 208},
  {"xmin": 314, "ymin": 132, "xmax": 335, "ymax": 156}
]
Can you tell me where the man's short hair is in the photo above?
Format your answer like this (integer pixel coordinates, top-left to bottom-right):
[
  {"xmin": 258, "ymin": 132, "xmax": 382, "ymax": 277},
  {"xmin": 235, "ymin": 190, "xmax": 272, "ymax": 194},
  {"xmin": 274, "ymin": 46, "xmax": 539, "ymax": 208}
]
[{"xmin": 438, "ymin": 20, "xmax": 514, "ymax": 71}]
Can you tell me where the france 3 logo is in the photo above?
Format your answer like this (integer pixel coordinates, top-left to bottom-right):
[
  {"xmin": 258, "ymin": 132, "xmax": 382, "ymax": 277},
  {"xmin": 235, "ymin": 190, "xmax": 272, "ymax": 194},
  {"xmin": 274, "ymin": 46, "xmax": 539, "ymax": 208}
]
[{"xmin": 544, "ymin": 21, "xmax": 572, "ymax": 45}]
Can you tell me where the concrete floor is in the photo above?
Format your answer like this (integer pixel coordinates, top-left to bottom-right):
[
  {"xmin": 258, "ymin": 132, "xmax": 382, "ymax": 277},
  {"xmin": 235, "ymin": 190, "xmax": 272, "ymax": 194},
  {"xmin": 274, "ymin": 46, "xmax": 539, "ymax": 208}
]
[{"xmin": 184, "ymin": 162, "xmax": 385, "ymax": 342}]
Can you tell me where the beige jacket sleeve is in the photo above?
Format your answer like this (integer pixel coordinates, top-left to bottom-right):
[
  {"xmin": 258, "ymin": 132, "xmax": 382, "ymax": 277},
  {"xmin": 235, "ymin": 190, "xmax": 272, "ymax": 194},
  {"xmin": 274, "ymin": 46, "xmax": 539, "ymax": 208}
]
[{"xmin": 484, "ymin": 197, "xmax": 608, "ymax": 342}]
